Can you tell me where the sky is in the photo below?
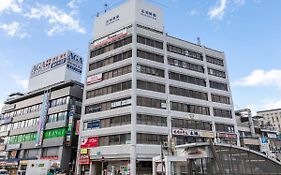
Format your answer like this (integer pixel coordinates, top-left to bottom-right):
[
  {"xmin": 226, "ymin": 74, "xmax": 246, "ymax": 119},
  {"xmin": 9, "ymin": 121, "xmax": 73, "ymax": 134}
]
[{"xmin": 0, "ymin": 0, "xmax": 281, "ymax": 114}]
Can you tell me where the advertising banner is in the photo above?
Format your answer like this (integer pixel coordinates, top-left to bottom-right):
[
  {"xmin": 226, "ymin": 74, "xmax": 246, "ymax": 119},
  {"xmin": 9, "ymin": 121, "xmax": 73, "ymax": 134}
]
[
  {"xmin": 66, "ymin": 105, "xmax": 75, "ymax": 146},
  {"xmin": 86, "ymin": 73, "xmax": 103, "ymax": 85},
  {"xmin": 92, "ymin": 28, "xmax": 128, "ymax": 48},
  {"xmin": 30, "ymin": 52, "xmax": 68, "ymax": 78},
  {"xmin": 81, "ymin": 137, "xmax": 98, "ymax": 148},
  {"xmin": 80, "ymin": 148, "xmax": 88, "ymax": 155},
  {"xmin": 6, "ymin": 144, "xmax": 21, "ymax": 150},
  {"xmin": 75, "ymin": 120, "xmax": 80, "ymax": 135},
  {"xmin": 79, "ymin": 154, "xmax": 90, "ymax": 165},
  {"xmin": 67, "ymin": 52, "xmax": 83, "ymax": 74},
  {"xmin": 217, "ymin": 133, "xmax": 237, "ymax": 139},
  {"xmin": 35, "ymin": 91, "xmax": 50, "ymax": 146}
]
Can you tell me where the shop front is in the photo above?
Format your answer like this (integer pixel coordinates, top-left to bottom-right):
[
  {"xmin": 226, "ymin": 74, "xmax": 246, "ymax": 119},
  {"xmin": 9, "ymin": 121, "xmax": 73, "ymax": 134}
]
[
  {"xmin": 88, "ymin": 159, "xmax": 130, "ymax": 175},
  {"xmin": 0, "ymin": 159, "xmax": 19, "ymax": 175}
]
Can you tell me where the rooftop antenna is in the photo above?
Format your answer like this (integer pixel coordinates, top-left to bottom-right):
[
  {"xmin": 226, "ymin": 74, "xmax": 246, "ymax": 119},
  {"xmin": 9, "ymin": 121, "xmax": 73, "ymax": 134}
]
[
  {"xmin": 197, "ymin": 37, "xmax": 201, "ymax": 45},
  {"xmin": 104, "ymin": 3, "xmax": 108, "ymax": 13}
]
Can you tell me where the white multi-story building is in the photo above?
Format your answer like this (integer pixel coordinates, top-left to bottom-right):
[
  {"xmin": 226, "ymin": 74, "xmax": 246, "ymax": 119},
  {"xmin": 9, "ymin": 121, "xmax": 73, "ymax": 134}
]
[{"xmin": 77, "ymin": 0, "xmax": 238, "ymax": 174}]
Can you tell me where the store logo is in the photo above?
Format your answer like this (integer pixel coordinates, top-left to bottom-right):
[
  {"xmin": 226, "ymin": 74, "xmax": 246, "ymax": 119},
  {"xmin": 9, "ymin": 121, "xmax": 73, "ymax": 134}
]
[
  {"xmin": 68, "ymin": 53, "xmax": 83, "ymax": 64},
  {"xmin": 141, "ymin": 9, "xmax": 157, "ymax": 20},
  {"xmin": 106, "ymin": 15, "xmax": 120, "ymax": 26}
]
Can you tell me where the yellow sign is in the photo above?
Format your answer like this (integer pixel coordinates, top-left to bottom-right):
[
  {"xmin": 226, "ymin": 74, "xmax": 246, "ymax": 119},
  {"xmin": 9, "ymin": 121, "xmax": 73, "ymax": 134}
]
[
  {"xmin": 80, "ymin": 148, "xmax": 88, "ymax": 154},
  {"xmin": 201, "ymin": 131, "xmax": 215, "ymax": 138},
  {"xmin": 20, "ymin": 160, "xmax": 28, "ymax": 165}
]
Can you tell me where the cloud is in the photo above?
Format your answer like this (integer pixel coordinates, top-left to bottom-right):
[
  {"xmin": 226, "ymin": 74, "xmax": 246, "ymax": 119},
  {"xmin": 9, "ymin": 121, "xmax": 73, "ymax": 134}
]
[
  {"xmin": 24, "ymin": 4, "xmax": 86, "ymax": 36},
  {"xmin": 208, "ymin": 0, "xmax": 227, "ymax": 20},
  {"xmin": 0, "ymin": 0, "xmax": 23, "ymax": 14},
  {"xmin": 0, "ymin": 22, "xmax": 28, "ymax": 38},
  {"xmin": 234, "ymin": 0, "xmax": 246, "ymax": 6},
  {"xmin": 13, "ymin": 75, "xmax": 28, "ymax": 90},
  {"xmin": 67, "ymin": 0, "xmax": 80, "ymax": 9},
  {"xmin": 233, "ymin": 69, "xmax": 281, "ymax": 88},
  {"xmin": 189, "ymin": 9, "xmax": 199, "ymax": 16},
  {"xmin": 262, "ymin": 99, "xmax": 281, "ymax": 110}
]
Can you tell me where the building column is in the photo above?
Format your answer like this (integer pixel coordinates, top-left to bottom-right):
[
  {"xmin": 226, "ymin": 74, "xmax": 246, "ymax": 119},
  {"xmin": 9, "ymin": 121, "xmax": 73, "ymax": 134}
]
[
  {"xmin": 130, "ymin": 21, "xmax": 138, "ymax": 175},
  {"xmin": 89, "ymin": 162, "xmax": 95, "ymax": 175}
]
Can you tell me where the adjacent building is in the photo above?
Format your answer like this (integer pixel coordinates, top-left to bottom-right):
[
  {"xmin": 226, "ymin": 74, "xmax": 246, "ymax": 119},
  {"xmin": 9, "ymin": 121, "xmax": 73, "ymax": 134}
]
[
  {"xmin": 235, "ymin": 108, "xmax": 281, "ymax": 160},
  {"xmin": 235, "ymin": 108, "xmax": 261, "ymax": 152},
  {"xmin": 77, "ymin": 0, "xmax": 238, "ymax": 174},
  {"xmin": 257, "ymin": 108, "xmax": 281, "ymax": 132},
  {"xmin": 0, "ymin": 51, "xmax": 83, "ymax": 175}
]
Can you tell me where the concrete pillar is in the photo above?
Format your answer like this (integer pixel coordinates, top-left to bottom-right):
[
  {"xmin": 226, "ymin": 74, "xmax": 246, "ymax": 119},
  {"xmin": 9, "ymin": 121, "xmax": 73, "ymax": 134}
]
[
  {"xmin": 89, "ymin": 162, "xmax": 95, "ymax": 175},
  {"xmin": 152, "ymin": 160, "xmax": 156, "ymax": 175},
  {"xmin": 130, "ymin": 20, "xmax": 138, "ymax": 175},
  {"xmin": 165, "ymin": 158, "xmax": 170, "ymax": 175}
]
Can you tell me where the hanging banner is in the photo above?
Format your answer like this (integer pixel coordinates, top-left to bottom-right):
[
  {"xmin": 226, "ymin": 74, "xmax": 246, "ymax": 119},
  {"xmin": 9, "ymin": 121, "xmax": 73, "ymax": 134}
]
[
  {"xmin": 66, "ymin": 105, "xmax": 75, "ymax": 146},
  {"xmin": 75, "ymin": 120, "xmax": 80, "ymax": 135},
  {"xmin": 35, "ymin": 91, "xmax": 50, "ymax": 146}
]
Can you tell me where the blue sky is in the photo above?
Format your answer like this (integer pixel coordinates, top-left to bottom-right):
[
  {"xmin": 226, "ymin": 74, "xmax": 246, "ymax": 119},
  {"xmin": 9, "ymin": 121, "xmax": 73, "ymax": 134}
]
[{"xmin": 0, "ymin": 0, "xmax": 281, "ymax": 114}]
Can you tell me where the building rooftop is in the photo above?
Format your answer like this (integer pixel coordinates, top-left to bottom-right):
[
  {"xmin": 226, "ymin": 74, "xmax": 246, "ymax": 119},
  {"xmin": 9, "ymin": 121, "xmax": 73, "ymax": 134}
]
[
  {"xmin": 4, "ymin": 80, "xmax": 84, "ymax": 104},
  {"xmin": 257, "ymin": 108, "xmax": 281, "ymax": 113}
]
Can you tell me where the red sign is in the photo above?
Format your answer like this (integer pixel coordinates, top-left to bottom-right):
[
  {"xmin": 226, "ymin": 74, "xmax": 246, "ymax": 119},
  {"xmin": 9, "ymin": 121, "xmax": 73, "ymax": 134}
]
[
  {"xmin": 81, "ymin": 137, "xmax": 98, "ymax": 148},
  {"xmin": 92, "ymin": 29, "xmax": 127, "ymax": 48},
  {"xmin": 41, "ymin": 156, "xmax": 59, "ymax": 160},
  {"xmin": 86, "ymin": 73, "xmax": 102, "ymax": 85},
  {"xmin": 218, "ymin": 133, "xmax": 237, "ymax": 139},
  {"xmin": 79, "ymin": 154, "xmax": 90, "ymax": 165}
]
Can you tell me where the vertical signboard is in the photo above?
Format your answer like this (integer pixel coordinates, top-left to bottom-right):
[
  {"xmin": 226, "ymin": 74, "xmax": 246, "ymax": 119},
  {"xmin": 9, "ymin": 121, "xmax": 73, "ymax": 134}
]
[
  {"xmin": 67, "ymin": 52, "xmax": 83, "ymax": 74},
  {"xmin": 75, "ymin": 120, "xmax": 80, "ymax": 135},
  {"xmin": 260, "ymin": 136, "xmax": 270, "ymax": 153},
  {"xmin": 35, "ymin": 91, "xmax": 50, "ymax": 146},
  {"xmin": 66, "ymin": 105, "xmax": 75, "ymax": 145}
]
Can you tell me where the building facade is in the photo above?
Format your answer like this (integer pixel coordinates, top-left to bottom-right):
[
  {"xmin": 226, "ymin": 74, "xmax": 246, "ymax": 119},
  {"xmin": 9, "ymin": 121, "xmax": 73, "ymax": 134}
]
[
  {"xmin": 257, "ymin": 108, "xmax": 281, "ymax": 132},
  {"xmin": 0, "ymin": 81, "xmax": 83, "ymax": 174},
  {"xmin": 77, "ymin": 0, "xmax": 238, "ymax": 174},
  {"xmin": 235, "ymin": 109, "xmax": 261, "ymax": 152},
  {"xmin": 0, "ymin": 51, "xmax": 84, "ymax": 175}
]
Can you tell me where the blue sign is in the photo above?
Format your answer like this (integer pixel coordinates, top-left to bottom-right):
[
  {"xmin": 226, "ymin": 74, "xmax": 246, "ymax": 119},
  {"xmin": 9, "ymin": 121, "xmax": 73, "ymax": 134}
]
[
  {"xmin": 92, "ymin": 121, "xmax": 100, "ymax": 128},
  {"xmin": 261, "ymin": 137, "xmax": 268, "ymax": 144}
]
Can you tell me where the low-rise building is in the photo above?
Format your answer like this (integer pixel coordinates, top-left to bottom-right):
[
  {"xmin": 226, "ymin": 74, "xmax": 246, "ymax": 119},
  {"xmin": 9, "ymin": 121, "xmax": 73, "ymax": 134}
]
[
  {"xmin": 257, "ymin": 108, "xmax": 281, "ymax": 132},
  {"xmin": 235, "ymin": 109, "xmax": 261, "ymax": 152}
]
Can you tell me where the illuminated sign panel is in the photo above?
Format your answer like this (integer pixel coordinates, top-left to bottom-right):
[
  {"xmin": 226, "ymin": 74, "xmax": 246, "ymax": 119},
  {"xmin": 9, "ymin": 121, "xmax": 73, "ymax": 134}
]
[
  {"xmin": 81, "ymin": 137, "xmax": 98, "ymax": 148},
  {"xmin": 92, "ymin": 28, "xmax": 128, "ymax": 48},
  {"xmin": 30, "ymin": 51, "xmax": 82, "ymax": 78}
]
